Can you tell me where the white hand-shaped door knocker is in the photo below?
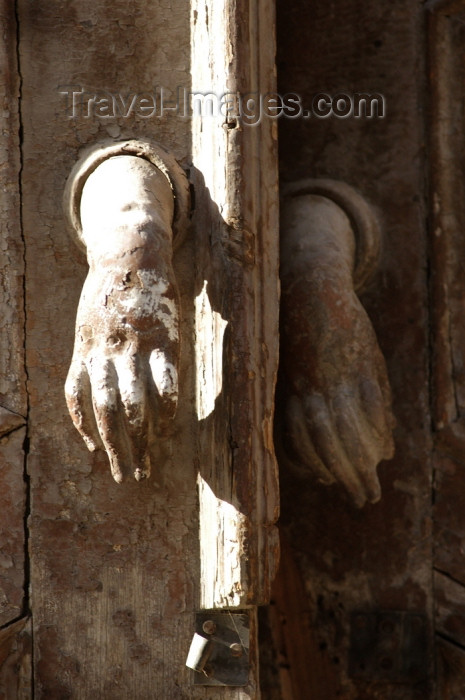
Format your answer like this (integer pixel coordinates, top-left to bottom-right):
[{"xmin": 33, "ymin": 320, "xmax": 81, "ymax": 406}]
[{"xmin": 63, "ymin": 141, "xmax": 189, "ymax": 483}]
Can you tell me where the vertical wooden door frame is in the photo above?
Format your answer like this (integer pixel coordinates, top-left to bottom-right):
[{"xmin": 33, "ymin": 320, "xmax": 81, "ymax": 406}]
[
  {"xmin": 428, "ymin": 0, "xmax": 465, "ymax": 694},
  {"xmin": 190, "ymin": 0, "xmax": 280, "ymax": 612},
  {"xmin": 0, "ymin": 0, "xmax": 32, "ymax": 696}
]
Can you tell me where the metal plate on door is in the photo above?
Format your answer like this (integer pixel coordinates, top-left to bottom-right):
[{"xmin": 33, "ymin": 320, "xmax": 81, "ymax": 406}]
[
  {"xmin": 186, "ymin": 611, "xmax": 249, "ymax": 686},
  {"xmin": 349, "ymin": 610, "xmax": 428, "ymax": 682}
]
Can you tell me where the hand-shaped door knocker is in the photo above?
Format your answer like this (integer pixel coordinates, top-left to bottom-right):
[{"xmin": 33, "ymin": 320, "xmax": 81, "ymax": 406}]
[
  {"xmin": 277, "ymin": 180, "xmax": 395, "ymax": 508},
  {"xmin": 63, "ymin": 141, "xmax": 189, "ymax": 483}
]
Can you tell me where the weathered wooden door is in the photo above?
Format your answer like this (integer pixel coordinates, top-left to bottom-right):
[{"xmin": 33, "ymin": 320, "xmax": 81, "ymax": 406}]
[
  {"xmin": 260, "ymin": 1, "xmax": 465, "ymax": 699},
  {"xmin": 1, "ymin": 0, "xmax": 279, "ymax": 698},
  {"xmin": 5, "ymin": 0, "xmax": 465, "ymax": 699}
]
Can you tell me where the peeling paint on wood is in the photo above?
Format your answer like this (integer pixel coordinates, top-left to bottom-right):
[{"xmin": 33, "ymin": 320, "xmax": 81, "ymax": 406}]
[
  {"xmin": 19, "ymin": 0, "xmax": 278, "ymax": 697},
  {"xmin": 191, "ymin": 0, "xmax": 280, "ymax": 614}
]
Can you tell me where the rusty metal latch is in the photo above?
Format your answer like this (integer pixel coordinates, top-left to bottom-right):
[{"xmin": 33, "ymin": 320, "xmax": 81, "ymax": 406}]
[{"xmin": 186, "ymin": 612, "xmax": 249, "ymax": 686}]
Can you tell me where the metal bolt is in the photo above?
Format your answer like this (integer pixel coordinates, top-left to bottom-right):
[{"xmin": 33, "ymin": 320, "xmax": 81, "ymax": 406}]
[
  {"xmin": 202, "ymin": 620, "xmax": 217, "ymax": 635},
  {"xmin": 230, "ymin": 643, "xmax": 243, "ymax": 658}
]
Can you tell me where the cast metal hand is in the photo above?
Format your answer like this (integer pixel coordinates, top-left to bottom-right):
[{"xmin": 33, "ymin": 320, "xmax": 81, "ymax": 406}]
[
  {"xmin": 65, "ymin": 154, "xmax": 180, "ymax": 482},
  {"xmin": 279, "ymin": 189, "xmax": 395, "ymax": 507}
]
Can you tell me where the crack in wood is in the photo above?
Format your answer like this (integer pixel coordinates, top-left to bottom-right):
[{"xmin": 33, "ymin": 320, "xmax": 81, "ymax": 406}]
[
  {"xmin": 436, "ymin": 631, "xmax": 465, "ymax": 654},
  {"xmin": 0, "ymin": 406, "xmax": 26, "ymax": 438},
  {"xmin": 434, "ymin": 566, "xmax": 465, "ymax": 590}
]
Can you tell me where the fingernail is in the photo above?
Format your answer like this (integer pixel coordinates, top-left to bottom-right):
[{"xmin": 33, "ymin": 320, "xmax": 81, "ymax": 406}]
[
  {"xmin": 83, "ymin": 436, "xmax": 98, "ymax": 452},
  {"xmin": 110, "ymin": 460, "xmax": 124, "ymax": 483},
  {"xmin": 134, "ymin": 467, "xmax": 149, "ymax": 481}
]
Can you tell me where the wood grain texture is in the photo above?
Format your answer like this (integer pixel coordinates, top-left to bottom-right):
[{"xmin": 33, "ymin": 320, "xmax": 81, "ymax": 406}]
[
  {"xmin": 265, "ymin": 535, "xmax": 339, "ymax": 700},
  {"xmin": 18, "ymin": 0, "xmax": 196, "ymax": 697},
  {"xmin": 428, "ymin": 6, "xmax": 465, "ymax": 697},
  {"xmin": 0, "ymin": 0, "xmax": 27, "ymax": 637},
  {"xmin": 0, "ymin": 618, "xmax": 31, "ymax": 700},
  {"xmin": 427, "ymin": 3, "xmax": 465, "ymax": 430},
  {"xmin": 0, "ymin": 0, "xmax": 26, "ymax": 418},
  {"xmin": 0, "ymin": 429, "xmax": 26, "ymax": 628},
  {"xmin": 191, "ymin": 0, "xmax": 280, "ymax": 611},
  {"xmin": 433, "ymin": 447, "xmax": 465, "ymax": 585},
  {"xmin": 19, "ymin": 0, "xmax": 278, "ymax": 697},
  {"xmin": 437, "ymin": 636, "xmax": 465, "ymax": 700},
  {"xmin": 435, "ymin": 570, "xmax": 465, "ymax": 647},
  {"xmin": 275, "ymin": 0, "xmax": 433, "ymax": 696}
]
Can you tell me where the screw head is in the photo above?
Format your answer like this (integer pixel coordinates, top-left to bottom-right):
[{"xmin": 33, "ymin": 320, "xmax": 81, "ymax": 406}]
[
  {"xmin": 202, "ymin": 620, "xmax": 216, "ymax": 635},
  {"xmin": 230, "ymin": 643, "xmax": 243, "ymax": 658}
]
